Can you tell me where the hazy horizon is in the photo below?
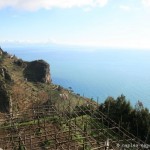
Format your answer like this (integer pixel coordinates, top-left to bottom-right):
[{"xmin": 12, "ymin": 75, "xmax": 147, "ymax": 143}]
[
  {"xmin": 0, "ymin": 0, "xmax": 150, "ymax": 50},
  {"xmin": 1, "ymin": 0, "xmax": 150, "ymax": 108}
]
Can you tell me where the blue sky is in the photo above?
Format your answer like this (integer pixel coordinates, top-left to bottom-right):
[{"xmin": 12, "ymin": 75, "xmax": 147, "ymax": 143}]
[{"xmin": 0, "ymin": 0, "xmax": 150, "ymax": 49}]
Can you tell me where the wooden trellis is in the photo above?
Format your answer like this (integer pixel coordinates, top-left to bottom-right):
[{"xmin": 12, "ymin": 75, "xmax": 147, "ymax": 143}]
[{"xmin": 0, "ymin": 99, "xmax": 147, "ymax": 150}]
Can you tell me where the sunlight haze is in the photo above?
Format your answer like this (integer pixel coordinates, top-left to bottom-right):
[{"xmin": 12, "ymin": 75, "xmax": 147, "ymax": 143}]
[{"xmin": 0, "ymin": 0, "xmax": 150, "ymax": 49}]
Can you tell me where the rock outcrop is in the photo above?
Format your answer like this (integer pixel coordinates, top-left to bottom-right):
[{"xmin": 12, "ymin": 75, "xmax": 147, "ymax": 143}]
[
  {"xmin": 0, "ymin": 49, "xmax": 51, "ymax": 115},
  {"xmin": 0, "ymin": 48, "xmax": 4, "ymax": 63},
  {"xmin": 0, "ymin": 48, "xmax": 3, "ymax": 55},
  {"xmin": 24, "ymin": 60, "xmax": 51, "ymax": 83},
  {"xmin": 14, "ymin": 59, "xmax": 27, "ymax": 67},
  {"xmin": 0, "ymin": 67, "xmax": 12, "ymax": 81},
  {"xmin": 0, "ymin": 81, "xmax": 10, "ymax": 113},
  {"xmin": 0, "ymin": 66, "xmax": 11, "ymax": 113}
]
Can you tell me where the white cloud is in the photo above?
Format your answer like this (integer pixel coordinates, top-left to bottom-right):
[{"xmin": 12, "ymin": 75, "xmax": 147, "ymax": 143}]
[
  {"xmin": 0, "ymin": 0, "xmax": 108, "ymax": 11},
  {"xmin": 83, "ymin": 7, "xmax": 92, "ymax": 12},
  {"xmin": 94, "ymin": 0, "xmax": 108, "ymax": 7},
  {"xmin": 119, "ymin": 5, "xmax": 131, "ymax": 11},
  {"xmin": 141, "ymin": 0, "xmax": 150, "ymax": 7}
]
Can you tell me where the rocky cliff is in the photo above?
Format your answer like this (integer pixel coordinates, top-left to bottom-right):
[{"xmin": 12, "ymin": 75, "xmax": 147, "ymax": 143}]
[
  {"xmin": 0, "ymin": 81, "xmax": 10, "ymax": 113},
  {"xmin": 0, "ymin": 48, "xmax": 88, "ymax": 117},
  {"xmin": 24, "ymin": 60, "xmax": 51, "ymax": 83},
  {"xmin": 0, "ymin": 49, "xmax": 12, "ymax": 113},
  {"xmin": 0, "ymin": 48, "xmax": 52, "ymax": 114}
]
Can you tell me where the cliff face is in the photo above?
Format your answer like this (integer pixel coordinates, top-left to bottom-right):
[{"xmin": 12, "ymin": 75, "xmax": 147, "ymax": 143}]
[
  {"xmin": 0, "ymin": 67, "xmax": 12, "ymax": 81},
  {"xmin": 0, "ymin": 81, "xmax": 10, "ymax": 113},
  {"xmin": 0, "ymin": 67, "xmax": 11, "ymax": 113},
  {"xmin": 0, "ymin": 48, "xmax": 51, "ymax": 114},
  {"xmin": 0, "ymin": 48, "xmax": 3, "ymax": 55},
  {"xmin": 24, "ymin": 60, "xmax": 51, "ymax": 83}
]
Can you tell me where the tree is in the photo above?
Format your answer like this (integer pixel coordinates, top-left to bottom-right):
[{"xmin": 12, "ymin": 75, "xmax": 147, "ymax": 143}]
[
  {"xmin": 98, "ymin": 95, "xmax": 150, "ymax": 143},
  {"xmin": 99, "ymin": 95, "xmax": 132, "ymax": 126}
]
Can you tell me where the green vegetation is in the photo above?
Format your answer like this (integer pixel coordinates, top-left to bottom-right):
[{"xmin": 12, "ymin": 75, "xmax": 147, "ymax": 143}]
[
  {"xmin": 41, "ymin": 139, "xmax": 52, "ymax": 148},
  {"xmin": 99, "ymin": 95, "xmax": 150, "ymax": 143},
  {"xmin": 0, "ymin": 48, "xmax": 89, "ymax": 115},
  {"xmin": 0, "ymin": 48, "xmax": 149, "ymax": 149}
]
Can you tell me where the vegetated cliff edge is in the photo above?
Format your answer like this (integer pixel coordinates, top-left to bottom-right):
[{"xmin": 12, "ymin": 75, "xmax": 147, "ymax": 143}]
[
  {"xmin": 0, "ymin": 48, "xmax": 149, "ymax": 146},
  {"xmin": 0, "ymin": 47, "xmax": 52, "ymax": 115},
  {"xmin": 0, "ymin": 48, "xmax": 91, "ymax": 117}
]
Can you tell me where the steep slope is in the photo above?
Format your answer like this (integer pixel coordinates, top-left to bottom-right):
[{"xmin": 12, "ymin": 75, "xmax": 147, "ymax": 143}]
[
  {"xmin": 0, "ymin": 48, "xmax": 90, "ymax": 117},
  {"xmin": 0, "ymin": 49, "xmax": 50, "ymax": 114},
  {"xmin": 0, "ymin": 48, "xmax": 147, "ymax": 149}
]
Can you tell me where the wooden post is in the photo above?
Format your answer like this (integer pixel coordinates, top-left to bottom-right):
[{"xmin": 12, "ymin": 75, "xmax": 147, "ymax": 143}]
[
  {"xmin": 97, "ymin": 97, "xmax": 99, "ymax": 109},
  {"xmin": 82, "ymin": 115, "xmax": 84, "ymax": 127},
  {"xmin": 44, "ymin": 115, "xmax": 47, "ymax": 141},
  {"xmin": 75, "ymin": 116, "xmax": 77, "ymax": 135},
  {"xmin": 24, "ymin": 130, "xmax": 26, "ymax": 146},
  {"xmin": 54, "ymin": 126, "xmax": 57, "ymax": 149},
  {"xmin": 30, "ymin": 134, "xmax": 32, "ymax": 150}
]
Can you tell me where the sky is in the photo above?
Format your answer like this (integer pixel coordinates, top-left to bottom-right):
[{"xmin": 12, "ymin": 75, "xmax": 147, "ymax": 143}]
[{"xmin": 0, "ymin": 0, "xmax": 150, "ymax": 49}]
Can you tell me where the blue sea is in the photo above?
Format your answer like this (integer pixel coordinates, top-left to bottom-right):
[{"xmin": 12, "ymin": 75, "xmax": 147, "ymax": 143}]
[{"xmin": 2, "ymin": 45, "xmax": 150, "ymax": 109}]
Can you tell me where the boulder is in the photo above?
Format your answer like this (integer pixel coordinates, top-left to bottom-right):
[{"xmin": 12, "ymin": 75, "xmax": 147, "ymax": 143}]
[{"xmin": 24, "ymin": 60, "xmax": 51, "ymax": 83}]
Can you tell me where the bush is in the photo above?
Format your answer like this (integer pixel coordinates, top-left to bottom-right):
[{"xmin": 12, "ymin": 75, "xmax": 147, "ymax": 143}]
[{"xmin": 98, "ymin": 95, "xmax": 150, "ymax": 143}]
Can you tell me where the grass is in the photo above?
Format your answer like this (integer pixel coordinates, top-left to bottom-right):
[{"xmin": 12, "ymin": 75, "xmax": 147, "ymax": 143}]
[
  {"xmin": 1, "ymin": 51, "xmax": 92, "ymax": 115},
  {"xmin": 0, "ymin": 51, "xmax": 137, "ymax": 149},
  {"xmin": 0, "ymin": 115, "xmax": 61, "ymax": 130},
  {"xmin": 0, "ymin": 105, "xmax": 137, "ymax": 149},
  {"xmin": 42, "ymin": 139, "xmax": 51, "ymax": 146}
]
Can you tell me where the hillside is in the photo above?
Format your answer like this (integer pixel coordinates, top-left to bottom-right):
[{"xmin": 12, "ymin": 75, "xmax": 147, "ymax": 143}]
[
  {"xmin": 0, "ymin": 48, "xmax": 92, "ymax": 115},
  {"xmin": 0, "ymin": 48, "xmax": 148, "ymax": 150}
]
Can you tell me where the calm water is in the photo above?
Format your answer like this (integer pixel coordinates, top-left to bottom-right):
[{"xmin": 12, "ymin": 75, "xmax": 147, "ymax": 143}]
[{"xmin": 3, "ymin": 45, "xmax": 150, "ymax": 109}]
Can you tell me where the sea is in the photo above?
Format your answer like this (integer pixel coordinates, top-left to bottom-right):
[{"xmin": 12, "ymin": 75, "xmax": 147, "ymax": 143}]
[{"xmin": 2, "ymin": 45, "xmax": 150, "ymax": 109}]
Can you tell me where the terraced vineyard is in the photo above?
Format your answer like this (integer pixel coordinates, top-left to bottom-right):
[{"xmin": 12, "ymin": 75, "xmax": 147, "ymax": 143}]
[
  {"xmin": 0, "ymin": 99, "xmax": 148, "ymax": 150},
  {"xmin": 0, "ymin": 48, "xmax": 149, "ymax": 149}
]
